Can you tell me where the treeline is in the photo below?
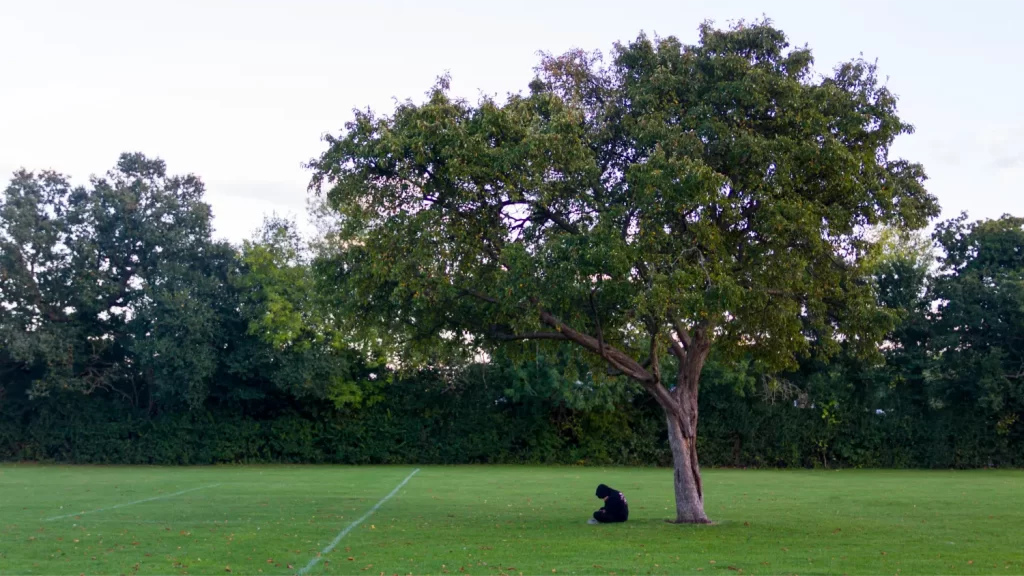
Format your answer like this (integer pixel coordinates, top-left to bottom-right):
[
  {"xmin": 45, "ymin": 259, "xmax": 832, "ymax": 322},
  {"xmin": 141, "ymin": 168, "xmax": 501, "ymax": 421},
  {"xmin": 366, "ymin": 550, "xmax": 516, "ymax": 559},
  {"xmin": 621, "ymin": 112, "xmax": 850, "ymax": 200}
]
[{"xmin": 1, "ymin": 154, "xmax": 1022, "ymax": 467}]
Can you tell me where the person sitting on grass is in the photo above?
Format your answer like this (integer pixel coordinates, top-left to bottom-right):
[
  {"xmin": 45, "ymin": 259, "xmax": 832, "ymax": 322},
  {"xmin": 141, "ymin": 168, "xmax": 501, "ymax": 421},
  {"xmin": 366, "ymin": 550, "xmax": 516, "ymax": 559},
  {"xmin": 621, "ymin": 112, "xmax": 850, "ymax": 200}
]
[{"xmin": 588, "ymin": 483, "xmax": 629, "ymax": 524}]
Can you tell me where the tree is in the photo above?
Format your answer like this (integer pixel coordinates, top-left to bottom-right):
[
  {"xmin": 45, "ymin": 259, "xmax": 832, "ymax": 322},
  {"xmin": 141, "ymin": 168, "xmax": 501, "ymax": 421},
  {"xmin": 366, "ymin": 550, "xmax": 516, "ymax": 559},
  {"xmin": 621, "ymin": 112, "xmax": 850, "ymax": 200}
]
[
  {"xmin": 0, "ymin": 153, "xmax": 228, "ymax": 410},
  {"xmin": 308, "ymin": 21, "xmax": 938, "ymax": 522},
  {"xmin": 234, "ymin": 217, "xmax": 383, "ymax": 408},
  {"xmin": 865, "ymin": 228, "xmax": 935, "ymax": 415},
  {"xmin": 929, "ymin": 215, "xmax": 1024, "ymax": 454}
]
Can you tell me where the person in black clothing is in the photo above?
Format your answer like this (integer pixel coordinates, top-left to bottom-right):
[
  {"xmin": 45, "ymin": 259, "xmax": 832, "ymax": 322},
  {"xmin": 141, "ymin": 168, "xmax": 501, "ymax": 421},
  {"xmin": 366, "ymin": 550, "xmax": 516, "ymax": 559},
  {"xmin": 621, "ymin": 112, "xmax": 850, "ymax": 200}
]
[{"xmin": 589, "ymin": 483, "xmax": 628, "ymax": 524}]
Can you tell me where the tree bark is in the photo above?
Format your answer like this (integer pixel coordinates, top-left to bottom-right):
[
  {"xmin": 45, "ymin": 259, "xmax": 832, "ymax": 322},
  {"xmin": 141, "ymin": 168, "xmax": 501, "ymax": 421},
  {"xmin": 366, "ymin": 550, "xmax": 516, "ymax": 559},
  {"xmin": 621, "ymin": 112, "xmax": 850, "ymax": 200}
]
[
  {"xmin": 664, "ymin": 336, "xmax": 711, "ymax": 524},
  {"xmin": 665, "ymin": 401, "xmax": 710, "ymax": 524}
]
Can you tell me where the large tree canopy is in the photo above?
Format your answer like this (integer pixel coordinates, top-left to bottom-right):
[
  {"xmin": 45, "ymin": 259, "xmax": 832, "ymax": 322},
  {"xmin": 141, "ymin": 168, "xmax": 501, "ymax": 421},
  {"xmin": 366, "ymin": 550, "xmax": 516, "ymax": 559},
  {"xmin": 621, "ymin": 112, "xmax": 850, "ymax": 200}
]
[
  {"xmin": 0, "ymin": 153, "xmax": 226, "ymax": 409},
  {"xmin": 310, "ymin": 21, "xmax": 939, "ymax": 523}
]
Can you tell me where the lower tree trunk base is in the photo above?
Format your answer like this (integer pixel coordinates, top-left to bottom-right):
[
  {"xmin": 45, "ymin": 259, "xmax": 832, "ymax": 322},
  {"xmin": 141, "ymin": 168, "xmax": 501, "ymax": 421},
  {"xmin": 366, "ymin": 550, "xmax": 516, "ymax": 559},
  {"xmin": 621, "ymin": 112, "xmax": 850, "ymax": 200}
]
[
  {"xmin": 665, "ymin": 517, "xmax": 714, "ymax": 525},
  {"xmin": 666, "ymin": 412, "xmax": 712, "ymax": 525}
]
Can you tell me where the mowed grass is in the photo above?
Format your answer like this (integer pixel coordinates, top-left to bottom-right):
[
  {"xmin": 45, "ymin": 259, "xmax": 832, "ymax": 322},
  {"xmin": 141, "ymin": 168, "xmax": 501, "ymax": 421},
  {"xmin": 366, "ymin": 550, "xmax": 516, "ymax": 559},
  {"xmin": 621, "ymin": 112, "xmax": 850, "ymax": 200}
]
[{"xmin": 1, "ymin": 465, "xmax": 1022, "ymax": 575}]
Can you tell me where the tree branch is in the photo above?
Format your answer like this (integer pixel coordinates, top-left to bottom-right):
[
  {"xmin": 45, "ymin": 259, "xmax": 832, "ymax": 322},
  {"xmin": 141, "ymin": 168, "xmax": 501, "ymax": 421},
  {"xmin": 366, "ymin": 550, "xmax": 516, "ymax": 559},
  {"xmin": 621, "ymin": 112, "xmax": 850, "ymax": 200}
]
[
  {"xmin": 458, "ymin": 286, "xmax": 682, "ymax": 414},
  {"xmin": 536, "ymin": 310, "xmax": 685, "ymax": 420},
  {"xmin": 589, "ymin": 289, "xmax": 604, "ymax": 357},
  {"xmin": 669, "ymin": 316, "xmax": 693, "ymax": 350},
  {"xmin": 606, "ymin": 357, "xmax": 652, "ymax": 377},
  {"xmin": 538, "ymin": 309, "xmax": 653, "ymax": 383},
  {"xmin": 667, "ymin": 337, "xmax": 686, "ymax": 361},
  {"xmin": 489, "ymin": 330, "xmax": 568, "ymax": 342},
  {"xmin": 535, "ymin": 203, "xmax": 581, "ymax": 235},
  {"xmin": 649, "ymin": 330, "xmax": 662, "ymax": 384},
  {"xmin": 459, "ymin": 288, "xmax": 500, "ymax": 305}
]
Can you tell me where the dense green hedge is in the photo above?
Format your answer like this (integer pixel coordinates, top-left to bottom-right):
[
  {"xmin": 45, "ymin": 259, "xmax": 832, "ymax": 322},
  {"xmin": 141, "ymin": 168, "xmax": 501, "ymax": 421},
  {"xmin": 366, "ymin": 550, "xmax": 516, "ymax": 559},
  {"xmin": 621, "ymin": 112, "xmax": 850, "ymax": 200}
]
[{"xmin": 3, "ymin": 363, "xmax": 1020, "ymax": 468}]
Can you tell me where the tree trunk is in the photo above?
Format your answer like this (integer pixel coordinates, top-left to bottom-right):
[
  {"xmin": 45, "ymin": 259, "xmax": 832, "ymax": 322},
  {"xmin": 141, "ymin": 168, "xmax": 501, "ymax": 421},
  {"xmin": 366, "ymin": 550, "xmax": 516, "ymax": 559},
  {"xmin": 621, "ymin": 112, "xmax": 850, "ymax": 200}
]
[
  {"xmin": 664, "ymin": 338, "xmax": 711, "ymax": 524},
  {"xmin": 665, "ymin": 403, "xmax": 710, "ymax": 524}
]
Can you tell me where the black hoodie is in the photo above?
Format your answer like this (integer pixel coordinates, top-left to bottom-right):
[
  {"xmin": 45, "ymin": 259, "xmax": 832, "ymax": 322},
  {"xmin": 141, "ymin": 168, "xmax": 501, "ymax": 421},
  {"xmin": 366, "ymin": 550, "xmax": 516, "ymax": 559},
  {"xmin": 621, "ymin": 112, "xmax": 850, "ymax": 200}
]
[{"xmin": 595, "ymin": 484, "xmax": 629, "ymax": 521}]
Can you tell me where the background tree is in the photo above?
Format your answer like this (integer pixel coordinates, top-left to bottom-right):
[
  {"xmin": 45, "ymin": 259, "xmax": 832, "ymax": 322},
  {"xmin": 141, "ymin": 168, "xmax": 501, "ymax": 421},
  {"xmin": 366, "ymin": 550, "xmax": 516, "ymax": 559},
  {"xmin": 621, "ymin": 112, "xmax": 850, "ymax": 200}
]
[
  {"xmin": 862, "ymin": 229, "xmax": 935, "ymax": 419},
  {"xmin": 0, "ymin": 153, "xmax": 227, "ymax": 411},
  {"xmin": 309, "ymin": 21, "xmax": 939, "ymax": 523},
  {"xmin": 928, "ymin": 215, "xmax": 1024, "ymax": 458},
  {"xmin": 234, "ymin": 217, "xmax": 383, "ymax": 408}
]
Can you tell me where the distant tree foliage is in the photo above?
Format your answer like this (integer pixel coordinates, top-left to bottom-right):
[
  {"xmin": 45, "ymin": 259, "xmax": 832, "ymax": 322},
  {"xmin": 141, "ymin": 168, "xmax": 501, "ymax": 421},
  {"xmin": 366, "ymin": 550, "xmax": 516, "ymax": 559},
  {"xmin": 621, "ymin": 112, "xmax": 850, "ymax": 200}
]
[
  {"xmin": 929, "ymin": 215, "xmax": 1024, "ymax": 442},
  {"xmin": 0, "ymin": 153, "xmax": 225, "ymax": 410},
  {"xmin": 0, "ymin": 154, "xmax": 369, "ymax": 415}
]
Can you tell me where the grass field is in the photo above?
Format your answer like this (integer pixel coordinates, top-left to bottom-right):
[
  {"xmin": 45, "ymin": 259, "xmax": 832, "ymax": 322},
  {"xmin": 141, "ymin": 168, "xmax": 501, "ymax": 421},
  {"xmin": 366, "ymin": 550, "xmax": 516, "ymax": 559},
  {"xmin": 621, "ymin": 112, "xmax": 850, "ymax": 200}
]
[{"xmin": 1, "ymin": 465, "xmax": 1022, "ymax": 575}]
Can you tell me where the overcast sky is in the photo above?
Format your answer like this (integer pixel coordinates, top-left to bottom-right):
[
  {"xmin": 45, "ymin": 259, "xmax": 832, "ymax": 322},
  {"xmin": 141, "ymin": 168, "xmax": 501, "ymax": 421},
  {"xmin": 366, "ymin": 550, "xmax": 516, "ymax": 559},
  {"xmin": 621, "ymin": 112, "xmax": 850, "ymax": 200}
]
[{"xmin": 2, "ymin": 0, "xmax": 1021, "ymax": 243}]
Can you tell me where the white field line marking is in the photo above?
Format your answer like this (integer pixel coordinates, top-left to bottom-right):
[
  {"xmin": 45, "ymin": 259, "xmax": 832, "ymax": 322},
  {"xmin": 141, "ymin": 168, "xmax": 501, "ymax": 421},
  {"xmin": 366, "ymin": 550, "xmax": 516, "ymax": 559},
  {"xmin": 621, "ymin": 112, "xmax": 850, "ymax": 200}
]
[
  {"xmin": 298, "ymin": 468, "xmax": 420, "ymax": 575},
  {"xmin": 45, "ymin": 483, "xmax": 221, "ymax": 521}
]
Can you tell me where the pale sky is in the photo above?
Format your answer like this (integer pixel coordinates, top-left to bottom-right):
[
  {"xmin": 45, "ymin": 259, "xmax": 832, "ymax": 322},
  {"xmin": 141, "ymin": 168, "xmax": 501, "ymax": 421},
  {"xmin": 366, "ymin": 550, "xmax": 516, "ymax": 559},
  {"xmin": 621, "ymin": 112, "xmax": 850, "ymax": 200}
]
[{"xmin": 2, "ymin": 0, "xmax": 1021, "ymax": 243}]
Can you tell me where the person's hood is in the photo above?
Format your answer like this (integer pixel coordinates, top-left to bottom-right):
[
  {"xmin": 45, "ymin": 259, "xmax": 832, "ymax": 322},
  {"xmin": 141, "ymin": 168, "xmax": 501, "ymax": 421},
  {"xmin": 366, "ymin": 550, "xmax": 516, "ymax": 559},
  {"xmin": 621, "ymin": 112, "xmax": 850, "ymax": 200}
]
[{"xmin": 596, "ymin": 484, "xmax": 614, "ymax": 499}]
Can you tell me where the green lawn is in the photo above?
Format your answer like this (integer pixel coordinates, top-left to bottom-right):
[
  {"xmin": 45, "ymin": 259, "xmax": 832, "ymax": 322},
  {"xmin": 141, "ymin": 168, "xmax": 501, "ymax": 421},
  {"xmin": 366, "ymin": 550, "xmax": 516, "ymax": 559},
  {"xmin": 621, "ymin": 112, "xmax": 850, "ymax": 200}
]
[{"xmin": 1, "ymin": 465, "xmax": 1022, "ymax": 575}]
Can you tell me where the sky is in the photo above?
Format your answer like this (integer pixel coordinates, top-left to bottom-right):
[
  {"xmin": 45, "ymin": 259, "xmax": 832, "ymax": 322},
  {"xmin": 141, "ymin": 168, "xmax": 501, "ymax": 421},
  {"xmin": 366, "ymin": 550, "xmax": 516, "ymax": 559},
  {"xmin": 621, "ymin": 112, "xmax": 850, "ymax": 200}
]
[{"xmin": 1, "ymin": 0, "xmax": 1022, "ymax": 243}]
